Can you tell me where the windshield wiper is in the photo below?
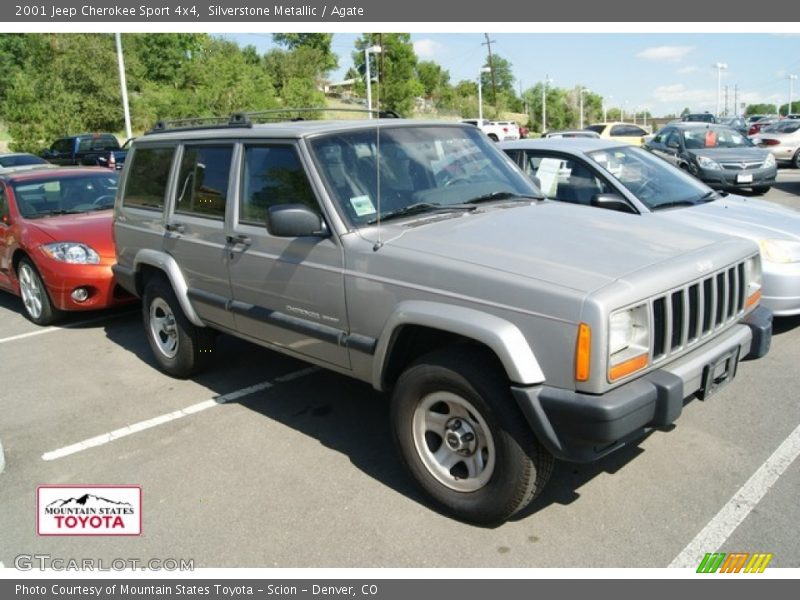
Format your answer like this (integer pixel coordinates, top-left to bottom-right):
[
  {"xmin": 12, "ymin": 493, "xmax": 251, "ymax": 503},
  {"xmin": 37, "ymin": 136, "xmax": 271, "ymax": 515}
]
[
  {"xmin": 463, "ymin": 191, "xmax": 543, "ymax": 204},
  {"xmin": 651, "ymin": 200, "xmax": 698, "ymax": 211},
  {"xmin": 366, "ymin": 202, "xmax": 475, "ymax": 225},
  {"xmin": 41, "ymin": 209, "xmax": 90, "ymax": 216}
]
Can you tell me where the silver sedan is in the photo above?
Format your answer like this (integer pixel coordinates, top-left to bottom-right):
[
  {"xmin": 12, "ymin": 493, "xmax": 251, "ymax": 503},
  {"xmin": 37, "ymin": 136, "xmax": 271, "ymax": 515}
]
[
  {"xmin": 751, "ymin": 119, "xmax": 800, "ymax": 168},
  {"xmin": 501, "ymin": 138, "xmax": 800, "ymax": 316}
]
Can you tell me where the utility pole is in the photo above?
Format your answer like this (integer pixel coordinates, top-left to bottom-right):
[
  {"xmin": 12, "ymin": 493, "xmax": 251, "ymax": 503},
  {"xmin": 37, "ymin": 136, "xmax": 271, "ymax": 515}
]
[
  {"xmin": 724, "ymin": 85, "xmax": 729, "ymax": 116},
  {"xmin": 482, "ymin": 34, "xmax": 498, "ymax": 116},
  {"xmin": 115, "ymin": 33, "xmax": 132, "ymax": 140},
  {"xmin": 734, "ymin": 84, "xmax": 738, "ymax": 117}
]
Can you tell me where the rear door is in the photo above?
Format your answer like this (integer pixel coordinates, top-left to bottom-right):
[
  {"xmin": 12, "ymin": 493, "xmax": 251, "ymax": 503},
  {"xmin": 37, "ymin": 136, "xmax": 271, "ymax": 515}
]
[
  {"xmin": 226, "ymin": 141, "xmax": 349, "ymax": 369},
  {"xmin": 162, "ymin": 143, "xmax": 237, "ymax": 330}
]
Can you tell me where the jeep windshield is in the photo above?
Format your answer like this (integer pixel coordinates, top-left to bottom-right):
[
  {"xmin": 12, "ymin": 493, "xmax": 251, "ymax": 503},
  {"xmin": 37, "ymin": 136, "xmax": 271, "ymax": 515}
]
[
  {"xmin": 587, "ymin": 145, "xmax": 719, "ymax": 211},
  {"xmin": 308, "ymin": 125, "xmax": 539, "ymax": 226}
]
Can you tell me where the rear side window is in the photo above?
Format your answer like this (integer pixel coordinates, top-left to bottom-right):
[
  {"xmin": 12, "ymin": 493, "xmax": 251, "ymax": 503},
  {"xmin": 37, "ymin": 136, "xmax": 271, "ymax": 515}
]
[
  {"xmin": 175, "ymin": 145, "xmax": 233, "ymax": 220},
  {"xmin": 122, "ymin": 146, "xmax": 175, "ymax": 210},
  {"xmin": 240, "ymin": 145, "xmax": 317, "ymax": 226},
  {"xmin": 611, "ymin": 125, "xmax": 647, "ymax": 137}
]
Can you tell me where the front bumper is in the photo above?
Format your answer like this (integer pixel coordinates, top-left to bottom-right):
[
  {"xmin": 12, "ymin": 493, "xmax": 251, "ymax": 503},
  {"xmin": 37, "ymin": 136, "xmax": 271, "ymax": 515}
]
[
  {"xmin": 36, "ymin": 259, "xmax": 136, "ymax": 311},
  {"xmin": 762, "ymin": 261, "xmax": 800, "ymax": 316},
  {"xmin": 512, "ymin": 307, "xmax": 772, "ymax": 463},
  {"xmin": 698, "ymin": 165, "xmax": 777, "ymax": 189}
]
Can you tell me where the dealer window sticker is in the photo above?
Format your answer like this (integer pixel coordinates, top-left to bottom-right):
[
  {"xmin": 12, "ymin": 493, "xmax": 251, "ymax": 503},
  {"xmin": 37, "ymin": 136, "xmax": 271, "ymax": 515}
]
[{"xmin": 349, "ymin": 195, "xmax": 376, "ymax": 217}]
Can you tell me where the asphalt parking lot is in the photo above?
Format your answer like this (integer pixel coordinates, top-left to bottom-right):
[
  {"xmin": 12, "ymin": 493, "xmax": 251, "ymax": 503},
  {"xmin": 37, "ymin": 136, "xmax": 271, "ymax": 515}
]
[{"xmin": 1, "ymin": 170, "xmax": 799, "ymax": 569}]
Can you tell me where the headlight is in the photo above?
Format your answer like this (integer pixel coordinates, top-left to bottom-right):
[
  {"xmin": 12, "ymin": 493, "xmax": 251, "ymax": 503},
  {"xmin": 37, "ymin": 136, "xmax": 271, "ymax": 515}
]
[
  {"xmin": 41, "ymin": 242, "xmax": 100, "ymax": 264},
  {"xmin": 744, "ymin": 254, "xmax": 763, "ymax": 309},
  {"xmin": 608, "ymin": 304, "xmax": 650, "ymax": 382},
  {"xmin": 696, "ymin": 155, "xmax": 722, "ymax": 170},
  {"xmin": 763, "ymin": 154, "xmax": 776, "ymax": 168},
  {"xmin": 759, "ymin": 239, "xmax": 800, "ymax": 264}
]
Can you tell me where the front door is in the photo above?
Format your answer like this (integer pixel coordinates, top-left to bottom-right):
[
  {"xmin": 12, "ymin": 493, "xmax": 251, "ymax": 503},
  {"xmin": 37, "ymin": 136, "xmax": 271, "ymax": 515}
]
[{"xmin": 226, "ymin": 142, "xmax": 349, "ymax": 369}]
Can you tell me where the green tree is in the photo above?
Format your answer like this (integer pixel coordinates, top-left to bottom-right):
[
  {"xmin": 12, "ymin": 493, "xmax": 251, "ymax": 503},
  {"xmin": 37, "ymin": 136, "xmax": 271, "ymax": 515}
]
[
  {"xmin": 480, "ymin": 55, "xmax": 520, "ymax": 114},
  {"xmin": 680, "ymin": 107, "xmax": 691, "ymax": 117},
  {"xmin": 353, "ymin": 34, "xmax": 424, "ymax": 116},
  {"xmin": 273, "ymin": 33, "xmax": 338, "ymax": 74}
]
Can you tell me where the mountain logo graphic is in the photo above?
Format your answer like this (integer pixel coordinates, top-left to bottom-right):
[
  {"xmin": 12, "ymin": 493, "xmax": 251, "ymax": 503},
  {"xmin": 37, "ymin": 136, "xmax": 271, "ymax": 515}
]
[{"xmin": 37, "ymin": 485, "xmax": 142, "ymax": 536}]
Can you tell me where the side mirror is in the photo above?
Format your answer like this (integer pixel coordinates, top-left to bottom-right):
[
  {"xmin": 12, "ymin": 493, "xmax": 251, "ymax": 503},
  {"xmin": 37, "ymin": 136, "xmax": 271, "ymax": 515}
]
[
  {"xmin": 591, "ymin": 193, "xmax": 636, "ymax": 214},
  {"xmin": 266, "ymin": 204, "xmax": 328, "ymax": 238}
]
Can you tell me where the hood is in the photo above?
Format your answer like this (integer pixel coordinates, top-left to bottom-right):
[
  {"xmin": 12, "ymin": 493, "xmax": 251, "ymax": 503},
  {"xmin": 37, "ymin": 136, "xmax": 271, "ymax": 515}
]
[
  {"xmin": 382, "ymin": 201, "xmax": 733, "ymax": 294},
  {"xmin": 689, "ymin": 147, "xmax": 768, "ymax": 162},
  {"xmin": 24, "ymin": 210, "xmax": 115, "ymax": 258},
  {"xmin": 657, "ymin": 194, "xmax": 800, "ymax": 242}
]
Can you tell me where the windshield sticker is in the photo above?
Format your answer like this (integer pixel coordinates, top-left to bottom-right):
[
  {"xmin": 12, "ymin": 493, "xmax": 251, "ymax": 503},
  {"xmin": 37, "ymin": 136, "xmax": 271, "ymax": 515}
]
[
  {"xmin": 535, "ymin": 158, "xmax": 563, "ymax": 198},
  {"xmin": 350, "ymin": 195, "xmax": 376, "ymax": 217}
]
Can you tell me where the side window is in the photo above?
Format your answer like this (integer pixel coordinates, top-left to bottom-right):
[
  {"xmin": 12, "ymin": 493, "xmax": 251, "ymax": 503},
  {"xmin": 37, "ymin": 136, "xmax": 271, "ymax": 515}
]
[
  {"xmin": 240, "ymin": 145, "xmax": 317, "ymax": 226},
  {"xmin": 122, "ymin": 146, "xmax": 175, "ymax": 210},
  {"xmin": 524, "ymin": 153, "xmax": 611, "ymax": 206},
  {"xmin": 665, "ymin": 131, "xmax": 681, "ymax": 148},
  {"xmin": 53, "ymin": 139, "xmax": 72, "ymax": 154},
  {"xmin": 77, "ymin": 138, "xmax": 93, "ymax": 152},
  {"xmin": 174, "ymin": 145, "xmax": 233, "ymax": 220}
]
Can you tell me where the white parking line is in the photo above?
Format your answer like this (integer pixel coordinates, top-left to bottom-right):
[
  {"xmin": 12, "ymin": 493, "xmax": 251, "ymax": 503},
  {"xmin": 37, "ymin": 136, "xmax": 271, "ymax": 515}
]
[
  {"xmin": 0, "ymin": 310, "xmax": 137, "ymax": 345},
  {"xmin": 669, "ymin": 424, "xmax": 800, "ymax": 568},
  {"xmin": 41, "ymin": 366, "xmax": 319, "ymax": 462}
]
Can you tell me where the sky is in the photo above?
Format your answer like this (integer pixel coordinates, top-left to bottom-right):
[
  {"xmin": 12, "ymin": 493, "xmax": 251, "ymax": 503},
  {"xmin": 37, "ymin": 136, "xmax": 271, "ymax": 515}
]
[{"xmin": 222, "ymin": 32, "xmax": 800, "ymax": 117}]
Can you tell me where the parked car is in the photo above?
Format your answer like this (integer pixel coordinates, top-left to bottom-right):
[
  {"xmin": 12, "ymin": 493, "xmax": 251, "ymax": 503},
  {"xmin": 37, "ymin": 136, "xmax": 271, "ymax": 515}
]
[
  {"xmin": 0, "ymin": 153, "xmax": 49, "ymax": 168},
  {"xmin": 502, "ymin": 137, "xmax": 798, "ymax": 316},
  {"xmin": 0, "ymin": 166, "xmax": 134, "ymax": 325},
  {"xmin": 751, "ymin": 119, "xmax": 800, "ymax": 168},
  {"xmin": 682, "ymin": 113, "xmax": 717, "ymax": 124},
  {"xmin": 544, "ymin": 129, "xmax": 601, "ymax": 139},
  {"xmin": 42, "ymin": 133, "xmax": 129, "ymax": 170},
  {"xmin": 748, "ymin": 117, "xmax": 778, "ymax": 136},
  {"xmin": 460, "ymin": 118, "xmax": 520, "ymax": 142},
  {"xmin": 644, "ymin": 123, "xmax": 776, "ymax": 193},
  {"xmin": 584, "ymin": 122, "xmax": 650, "ymax": 146},
  {"xmin": 113, "ymin": 112, "xmax": 770, "ymax": 524},
  {"xmin": 717, "ymin": 116, "xmax": 748, "ymax": 134}
]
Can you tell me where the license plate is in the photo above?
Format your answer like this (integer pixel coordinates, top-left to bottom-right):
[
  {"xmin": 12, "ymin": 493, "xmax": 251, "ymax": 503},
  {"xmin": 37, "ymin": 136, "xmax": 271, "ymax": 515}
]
[
  {"xmin": 699, "ymin": 347, "xmax": 740, "ymax": 400},
  {"xmin": 737, "ymin": 173, "xmax": 753, "ymax": 183}
]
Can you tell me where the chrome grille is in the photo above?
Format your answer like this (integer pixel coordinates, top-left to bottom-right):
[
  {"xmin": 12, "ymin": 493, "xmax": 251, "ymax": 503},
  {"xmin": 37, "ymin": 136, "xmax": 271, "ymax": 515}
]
[
  {"xmin": 651, "ymin": 261, "xmax": 746, "ymax": 362},
  {"xmin": 720, "ymin": 161, "xmax": 763, "ymax": 171}
]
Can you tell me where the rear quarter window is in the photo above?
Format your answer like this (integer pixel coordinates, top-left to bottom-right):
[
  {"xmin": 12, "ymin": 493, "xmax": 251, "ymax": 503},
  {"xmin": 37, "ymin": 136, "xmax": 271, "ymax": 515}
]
[{"xmin": 121, "ymin": 146, "xmax": 175, "ymax": 211}]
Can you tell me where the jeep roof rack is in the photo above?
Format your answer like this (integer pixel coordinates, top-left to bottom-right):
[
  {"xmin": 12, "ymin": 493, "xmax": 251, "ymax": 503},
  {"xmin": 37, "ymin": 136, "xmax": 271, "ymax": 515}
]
[{"xmin": 146, "ymin": 107, "xmax": 402, "ymax": 135}]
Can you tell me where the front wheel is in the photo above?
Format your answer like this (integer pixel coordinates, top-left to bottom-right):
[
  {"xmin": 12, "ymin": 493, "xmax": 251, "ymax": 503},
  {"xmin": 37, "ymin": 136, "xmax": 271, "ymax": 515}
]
[
  {"xmin": 390, "ymin": 348, "xmax": 554, "ymax": 525},
  {"xmin": 17, "ymin": 258, "xmax": 62, "ymax": 326},
  {"xmin": 142, "ymin": 276, "xmax": 214, "ymax": 378},
  {"xmin": 793, "ymin": 149, "xmax": 800, "ymax": 169}
]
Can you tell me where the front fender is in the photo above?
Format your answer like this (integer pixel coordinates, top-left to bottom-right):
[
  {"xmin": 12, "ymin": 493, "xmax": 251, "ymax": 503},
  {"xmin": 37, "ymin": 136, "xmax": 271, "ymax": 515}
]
[{"xmin": 372, "ymin": 300, "xmax": 545, "ymax": 390}]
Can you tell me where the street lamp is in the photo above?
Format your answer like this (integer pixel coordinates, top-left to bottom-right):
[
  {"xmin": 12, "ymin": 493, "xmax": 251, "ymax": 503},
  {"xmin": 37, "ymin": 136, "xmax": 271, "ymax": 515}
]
[
  {"xmin": 714, "ymin": 62, "xmax": 728, "ymax": 118},
  {"xmin": 603, "ymin": 95, "xmax": 613, "ymax": 123},
  {"xmin": 364, "ymin": 44, "xmax": 382, "ymax": 119},
  {"xmin": 478, "ymin": 66, "xmax": 491, "ymax": 122},
  {"xmin": 542, "ymin": 75, "xmax": 553, "ymax": 133},
  {"xmin": 579, "ymin": 87, "xmax": 590, "ymax": 129},
  {"xmin": 788, "ymin": 74, "xmax": 798, "ymax": 116}
]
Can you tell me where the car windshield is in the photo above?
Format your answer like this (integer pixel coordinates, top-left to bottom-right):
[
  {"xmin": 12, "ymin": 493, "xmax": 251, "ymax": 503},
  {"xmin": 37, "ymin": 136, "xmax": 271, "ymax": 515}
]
[
  {"xmin": 683, "ymin": 127, "xmax": 752, "ymax": 149},
  {"xmin": 308, "ymin": 125, "xmax": 538, "ymax": 226},
  {"xmin": 764, "ymin": 121, "xmax": 800, "ymax": 134},
  {"xmin": 587, "ymin": 145, "xmax": 714, "ymax": 210},
  {"xmin": 12, "ymin": 174, "xmax": 119, "ymax": 218}
]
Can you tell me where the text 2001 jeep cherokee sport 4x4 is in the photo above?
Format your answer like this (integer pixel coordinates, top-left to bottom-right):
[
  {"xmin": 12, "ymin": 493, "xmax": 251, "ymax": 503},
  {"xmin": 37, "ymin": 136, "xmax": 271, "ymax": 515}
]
[{"xmin": 112, "ymin": 114, "xmax": 772, "ymax": 524}]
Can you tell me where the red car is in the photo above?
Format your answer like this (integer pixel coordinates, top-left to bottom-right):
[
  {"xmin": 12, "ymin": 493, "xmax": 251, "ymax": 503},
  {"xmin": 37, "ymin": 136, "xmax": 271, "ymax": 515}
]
[{"xmin": 0, "ymin": 166, "xmax": 134, "ymax": 325}]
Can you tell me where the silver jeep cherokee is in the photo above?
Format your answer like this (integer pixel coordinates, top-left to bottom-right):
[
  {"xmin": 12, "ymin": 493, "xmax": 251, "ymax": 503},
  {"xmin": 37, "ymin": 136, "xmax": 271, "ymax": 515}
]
[{"xmin": 112, "ymin": 113, "xmax": 772, "ymax": 524}]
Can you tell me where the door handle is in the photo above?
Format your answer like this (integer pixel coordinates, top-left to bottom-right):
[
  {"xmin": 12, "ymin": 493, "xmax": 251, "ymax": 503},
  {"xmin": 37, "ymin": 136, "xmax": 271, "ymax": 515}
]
[
  {"xmin": 165, "ymin": 222, "xmax": 185, "ymax": 234},
  {"xmin": 226, "ymin": 234, "xmax": 252, "ymax": 246}
]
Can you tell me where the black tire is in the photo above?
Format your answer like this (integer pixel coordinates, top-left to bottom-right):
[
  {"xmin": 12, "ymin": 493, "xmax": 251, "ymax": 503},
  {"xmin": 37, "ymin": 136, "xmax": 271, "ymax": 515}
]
[
  {"xmin": 390, "ymin": 347, "xmax": 554, "ymax": 525},
  {"xmin": 16, "ymin": 258, "xmax": 62, "ymax": 326},
  {"xmin": 488, "ymin": 134, "xmax": 499, "ymax": 142},
  {"xmin": 793, "ymin": 149, "xmax": 800, "ymax": 169},
  {"xmin": 753, "ymin": 186, "xmax": 771, "ymax": 195},
  {"xmin": 142, "ymin": 275, "xmax": 214, "ymax": 378}
]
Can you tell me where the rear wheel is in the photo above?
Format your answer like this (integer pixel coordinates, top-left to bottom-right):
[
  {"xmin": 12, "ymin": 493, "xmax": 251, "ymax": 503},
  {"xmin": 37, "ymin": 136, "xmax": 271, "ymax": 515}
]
[
  {"xmin": 17, "ymin": 258, "xmax": 61, "ymax": 326},
  {"xmin": 391, "ymin": 347, "xmax": 554, "ymax": 525},
  {"xmin": 142, "ymin": 275, "xmax": 214, "ymax": 378},
  {"xmin": 793, "ymin": 149, "xmax": 800, "ymax": 169},
  {"xmin": 487, "ymin": 134, "xmax": 499, "ymax": 142}
]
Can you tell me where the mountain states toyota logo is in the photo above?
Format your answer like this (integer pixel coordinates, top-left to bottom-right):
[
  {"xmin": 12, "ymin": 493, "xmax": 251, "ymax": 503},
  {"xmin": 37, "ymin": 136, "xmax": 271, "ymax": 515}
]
[{"xmin": 37, "ymin": 486, "xmax": 141, "ymax": 536}]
